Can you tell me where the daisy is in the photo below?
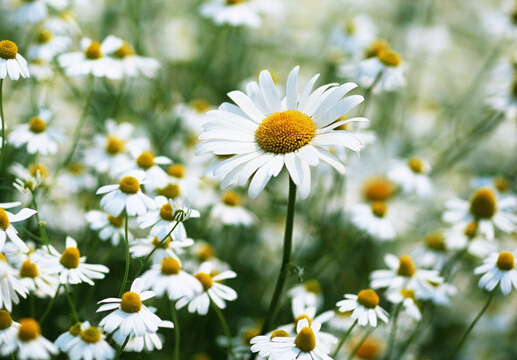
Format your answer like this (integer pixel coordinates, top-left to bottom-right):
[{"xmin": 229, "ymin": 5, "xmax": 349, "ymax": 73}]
[
  {"xmin": 114, "ymin": 150, "xmax": 172, "ymax": 190},
  {"xmin": 56, "ymin": 162, "xmax": 97, "ymax": 194},
  {"xmin": 386, "ymin": 157, "xmax": 433, "ymax": 198},
  {"xmin": 58, "ymin": 37, "xmax": 122, "ymax": 79},
  {"xmin": 444, "ymin": 221, "xmax": 497, "ymax": 258},
  {"xmin": 130, "ymin": 234, "xmax": 194, "ymax": 264},
  {"xmin": 0, "ymin": 310, "xmax": 20, "ymax": 348},
  {"xmin": 328, "ymin": 13, "xmax": 377, "ymax": 61},
  {"xmin": 336, "ymin": 289, "xmax": 389, "ymax": 327},
  {"xmin": 97, "ymin": 278, "xmax": 164, "ymax": 339},
  {"xmin": 386, "ymin": 289, "xmax": 422, "ymax": 321},
  {"xmin": 54, "ymin": 322, "xmax": 82, "ymax": 351},
  {"xmin": 8, "ymin": 108, "xmax": 66, "ymax": 156},
  {"xmin": 175, "ymin": 261, "xmax": 237, "ymax": 315},
  {"xmin": 411, "ymin": 231, "xmax": 449, "ymax": 271},
  {"xmin": 0, "ymin": 318, "xmax": 58, "ymax": 359},
  {"xmin": 199, "ymin": 0, "xmax": 279, "ymax": 28},
  {"xmin": 96, "ymin": 170, "xmax": 157, "ymax": 217},
  {"xmin": 18, "ymin": 255, "xmax": 59, "ymax": 298},
  {"xmin": 209, "ymin": 190, "xmax": 256, "ymax": 227},
  {"xmin": 350, "ymin": 201, "xmax": 397, "ymax": 241},
  {"xmin": 85, "ymin": 210, "xmax": 131, "ymax": 246},
  {"xmin": 0, "ymin": 40, "xmax": 30, "ymax": 80},
  {"xmin": 27, "ymin": 28, "xmax": 71, "ymax": 61},
  {"xmin": 10, "ymin": 162, "xmax": 50, "ymax": 193},
  {"xmin": 196, "ymin": 66, "xmax": 367, "ymax": 199},
  {"xmin": 0, "ymin": 202, "xmax": 37, "ymax": 253},
  {"xmin": 56, "ymin": 321, "xmax": 115, "ymax": 360},
  {"xmin": 250, "ymin": 329, "xmax": 292, "ymax": 359},
  {"xmin": 0, "ymin": 258, "xmax": 29, "ymax": 311},
  {"xmin": 10, "ymin": 0, "xmax": 67, "ymax": 24},
  {"xmin": 474, "ymin": 249, "xmax": 517, "ymax": 295},
  {"xmin": 38, "ymin": 236, "xmax": 109, "ymax": 286},
  {"xmin": 112, "ymin": 315, "xmax": 174, "ymax": 352},
  {"xmin": 287, "ymin": 279, "xmax": 324, "ymax": 312}
]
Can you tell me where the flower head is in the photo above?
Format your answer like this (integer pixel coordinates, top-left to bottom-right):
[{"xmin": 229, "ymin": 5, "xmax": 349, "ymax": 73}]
[
  {"xmin": 474, "ymin": 249, "xmax": 517, "ymax": 295},
  {"xmin": 0, "ymin": 202, "xmax": 36, "ymax": 253},
  {"xmin": 0, "ymin": 40, "xmax": 30, "ymax": 80},
  {"xmin": 0, "ymin": 318, "xmax": 58, "ymax": 359},
  {"xmin": 336, "ymin": 289, "xmax": 389, "ymax": 327}
]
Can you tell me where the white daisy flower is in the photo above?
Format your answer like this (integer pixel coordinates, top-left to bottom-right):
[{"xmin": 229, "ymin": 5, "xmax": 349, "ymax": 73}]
[
  {"xmin": 0, "ymin": 40, "xmax": 30, "ymax": 80},
  {"xmin": 96, "ymin": 170, "xmax": 157, "ymax": 218},
  {"xmin": 250, "ymin": 329, "xmax": 292, "ymax": 360},
  {"xmin": 199, "ymin": 0, "xmax": 279, "ymax": 28},
  {"xmin": 58, "ymin": 37, "xmax": 122, "ymax": 79},
  {"xmin": 0, "ymin": 202, "xmax": 37, "ymax": 253},
  {"xmin": 0, "ymin": 259, "xmax": 29, "ymax": 311},
  {"xmin": 54, "ymin": 322, "xmax": 82, "ymax": 352},
  {"xmin": 10, "ymin": 0, "xmax": 67, "ymax": 24},
  {"xmin": 85, "ymin": 210, "xmax": 131, "ymax": 246},
  {"xmin": 287, "ymin": 279, "xmax": 324, "ymax": 312},
  {"xmin": 8, "ymin": 109, "xmax": 66, "ymax": 156},
  {"xmin": 444, "ymin": 221, "xmax": 497, "ymax": 258},
  {"xmin": 27, "ymin": 28, "xmax": 71, "ymax": 61},
  {"xmin": 328, "ymin": 13, "xmax": 378, "ymax": 61},
  {"xmin": 28, "ymin": 58, "xmax": 54, "ymax": 80},
  {"xmin": 56, "ymin": 162, "xmax": 97, "ymax": 194},
  {"xmin": 10, "ymin": 162, "xmax": 50, "ymax": 193},
  {"xmin": 0, "ymin": 310, "xmax": 20, "ymax": 348},
  {"xmin": 386, "ymin": 289, "xmax": 422, "ymax": 321},
  {"xmin": 112, "ymin": 315, "xmax": 174, "ymax": 352},
  {"xmin": 426, "ymin": 282, "xmax": 457, "ymax": 305},
  {"xmin": 176, "ymin": 261, "xmax": 237, "ymax": 315},
  {"xmin": 474, "ymin": 249, "xmax": 517, "ymax": 295},
  {"xmin": 0, "ymin": 318, "xmax": 58, "ymax": 360},
  {"xmin": 387, "ymin": 157, "xmax": 433, "ymax": 198},
  {"xmin": 38, "ymin": 236, "xmax": 109, "ymax": 286},
  {"xmin": 57, "ymin": 321, "xmax": 115, "ymax": 360},
  {"xmin": 350, "ymin": 201, "xmax": 397, "ymax": 241},
  {"xmin": 209, "ymin": 190, "xmax": 256, "ymax": 227},
  {"xmin": 196, "ymin": 66, "xmax": 367, "ymax": 199},
  {"xmin": 114, "ymin": 150, "xmax": 172, "ymax": 190},
  {"xmin": 18, "ymin": 255, "xmax": 59, "ymax": 298},
  {"xmin": 97, "ymin": 278, "xmax": 164, "ymax": 339},
  {"xmin": 336, "ymin": 289, "xmax": 389, "ymax": 327},
  {"xmin": 130, "ymin": 234, "xmax": 194, "ymax": 265}
]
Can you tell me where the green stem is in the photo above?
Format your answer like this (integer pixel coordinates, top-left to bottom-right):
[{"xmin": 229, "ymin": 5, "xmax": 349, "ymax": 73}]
[
  {"xmin": 39, "ymin": 284, "xmax": 62, "ymax": 324},
  {"xmin": 113, "ymin": 336, "xmax": 130, "ymax": 360},
  {"xmin": 118, "ymin": 211, "xmax": 131, "ymax": 298},
  {"xmin": 347, "ymin": 326, "xmax": 376, "ymax": 360},
  {"xmin": 0, "ymin": 79, "xmax": 5, "ymax": 171},
  {"xmin": 31, "ymin": 190, "xmax": 51, "ymax": 250},
  {"xmin": 383, "ymin": 302, "xmax": 403, "ymax": 360},
  {"xmin": 332, "ymin": 318, "xmax": 358, "ymax": 358},
  {"xmin": 64, "ymin": 284, "xmax": 79, "ymax": 322},
  {"xmin": 446, "ymin": 291, "xmax": 494, "ymax": 360},
  {"xmin": 170, "ymin": 301, "xmax": 180, "ymax": 360},
  {"xmin": 212, "ymin": 301, "xmax": 236, "ymax": 360}
]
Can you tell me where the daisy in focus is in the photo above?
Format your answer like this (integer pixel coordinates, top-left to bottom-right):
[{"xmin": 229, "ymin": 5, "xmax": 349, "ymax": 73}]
[
  {"xmin": 0, "ymin": 202, "xmax": 37, "ymax": 253},
  {"xmin": 387, "ymin": 157, "xmax": 433, "ymax": 198},
  {"xmin": 0, "ymin": 40, "xmax": 30, "ymax": 80},
  {"xmin": 0, "ymin": 318, "xmax": 58, "ymax": 360},
  {"xmin": 474, "ymin": 249, "xmax": 517, "ymax": 295},
  {"xmin": 196, "ymin": 66, "xmax": 367, "ymax": 199},
  {"xmin": 336, "ymin": 289, "xmax": 389, "ymax": 327}
]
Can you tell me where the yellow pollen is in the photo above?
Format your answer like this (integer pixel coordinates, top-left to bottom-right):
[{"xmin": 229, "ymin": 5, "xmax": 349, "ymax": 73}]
[
  {"xmin": 195, "ymin": 272, "xmax": 213, "ymax": 291},
  {"xmin": 407, "ymin": 157, "xmax": 425, "ymax": 174},
  {"xmin": 28, "ymin": 116, "xmax": 47, "ymax": 133},
  {"xmin": 153, "ymin": 236, "xmax": 171, "ymax": 249},
  {"xmin": 36, "ymin": 30, "xmax": 53, "ymax": 44},
  {"xmin": 158, "ymin": 183, "xmax": 181, "ymax": 199},
  {"xmin": 363, "ymin": 177, "xmax": 397, "ymax": 202},
  {"xmin": 494, "ymin": 177, "xmax": 510, "ymax": 192},
  {"xmin": 464, "ymin": 221, "xmax": 478, "ymax": 238},
  {"xmin": 353, "ymin": 337, "xmax": 383, "ymax": 360},
  {"xmin": 357, "ymin": 289, "xmax": 380, "ymax": 309},
  {"xmin": 425, "ymin": 232, "xmax": 446, "ymax": 251},
  {"xmin": 69, "ymin": 322, "xmax": 82, "ymax": 336},
  {"xmin": 294, "ymin": 315, "xmax": 312, "ymax": 331},
  {"xmin": 136, "ymin": 151, "xmax": 155, "ymax": 170},
  {"xmin": 191, "ymin": 99, "xmax": 211, "ymax": 113},
  {"xmin": 377, "ymin": 48, "xmax": 402, "ymax": 67},
  {"xmin": 365, "ymin": 39, "xmax": 390, "ymax": 58},
  {"xmin": 270, "ymin": 329, "xmax": 290, "ymax": 339},
  {"xmin": 371, "ymin": 201, "xmax": 388, "ymax": 218},
  {"xmin": 469, "ymin": 187, "xmax": 497, "ymax": 219},
  {"xmin": 113, "ymin": 41, "xmax": 135, "ymax": 59},
  {"xmin": 161, "ymin": 257, "xmax": 182, "ymax": 275},
  {"xmin": 222, "ymin": 191, "xmax": 241, "ymax": 207},
  {"xmin": 0, "ymin": 40, "xmax": 18, "ymax": 60},
  {"xmin": 120, "ymin": 291, "xmax": 142, "ymax": 313},
  {"xmin": 496, "ymin": 251, "xmax": 515, "ymax": 271},
  {"xmin": 160, "ymin": 202, "xmax": 175, "ymax": 221},
  {"xmin": 0, "ymin": 208, "xmax": 9, "ymax": 230},
  {"xmin": 105, "ymin": 136, "xmax": 124, "ymax": 154},
  {"xmin": 243, "ymin": 328, "xmax": 261, "ymax": 345},
  {"xmin": 168, "ymin": 164, "xmax": 186, "ymax": 178},
  {"xmin": 80, "ymin": 326, "xmax": 102, "ymax": 343},
  {"xmin": 0, "ymin": 310, "xmax": 13, "ymax": 330},
  {"xmin": 60, "ymin": 247, "xmax": 80, "ymax": 269},
  {"xmin": 119, "ymin": 176, "xmax": 140, "ymax": 194},
  {"xmin": 197, "ymin": 244, "xmax": 216, "ymax": 261},
  {"xmin": 303, "ymin": 279, "xmax": 322, "ymax": 294},
  {"xmin": 85, "ymin": 41, "xmax": 102, "ymax": 60},
  {"xmin": 20, "ymin": 260, "xmax": 39, "ymax": 278},
  {"xmin": 29, "ymin": 164, "xmax": 48, "ymax": 178},
  {"xmin": 397, "ymin": 255, "xmax": 416, "ymax": 277},
  {"xmin": 18, "ymin": 318, "xmax": 41, "ymax": 341},
  {"xmin": 255, "ymin": 110, "xmax": 316, "ymax": 154},
  {"xmin": 294, "ymin": 326, "xmax": 316, "ymax": 353},
  {"xmin": 399, "ymin": 289, "xmax": 415, "ymax": 300},
  {"xmin": 107, "ymin": 214, "xmax": 124, "ymax": 228}
]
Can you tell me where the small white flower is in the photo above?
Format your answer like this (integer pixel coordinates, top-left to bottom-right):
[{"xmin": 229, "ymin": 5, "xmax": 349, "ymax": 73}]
[
  {"xmin": 336, "ymin": 289, "xmax": 389, "ymax": 327},
  {"xmin": 350, "ymin": 201, "xmax": 397, "ymax": 241},
  {"xmin": 209, "ymin": 191, "xmax": 256, "ymax": 227},
  {"xmin": 114, "ymin": 150, "xmax": 172, "ymax": 190},
  {"xmin": 85, "ymin": 210, "xmax": 131, "ymax": 246},
  {"xmin": 56, "ymin": 321, "xmax": 115, "ymax": 360},
  {"xmin": 250, "ymin": 329, "xmax": 292, "ymax": 359},
  {"xmin": 0, "ymin": 310, "xmax": 20, "ymax": 348},
  {"xmin": 386, "ymin": 289, "xmax": 422, "ymax": 321},
  {"xmin": 474, "ymin": 249, "xmax": 517, "ymax": 295},
  {"xmin": 287, "ymin": 279, "xmax": 324, "ymax": 312},
  {"xmin": 0, "ymin": 202, "xmax": 36, "ymax": 253},
  {"xmin": 18, "ymin": 254, "xmax": 59, "ymax": 298},
  {"xmin": 200, "ymin": 0, "xmax": 279, "ymax": 28},
  {"xmin": 0, "ymin": 260, "xmax": 29, "ymax": 311},
  {"xmin": 112, "ymin": 314, "xmax": 173, "ymax": 352},
  {"xmin": 27, "ymin": 28, "xmax": 71, "ymax": 60},
  {"xmin": 0, "ymin": 40, "xmax": 29, "ymax": 80},
  {"xmin": 387, "ymin": 157, "xmax": 433, "ymax": 198},
  {"xmin": 1, "ymin": 318, "xmax": 58, "ymax": 360},
  {"xmin": 11, "ymin": 0, "xmax": 67, "ymax": 24}
]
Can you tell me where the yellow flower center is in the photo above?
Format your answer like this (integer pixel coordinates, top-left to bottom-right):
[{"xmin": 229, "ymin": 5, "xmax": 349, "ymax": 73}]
[
  {"xmin": 157, "ymin": 183, "xmax": 181, "ymax": 199},
  {"xmin": 197, "ymin": 244, "xmax": 216, "ymax": 261},
  {"xmin": 353, "ymin": 337, "xmax": 382, "ymax": 360},
  {"xmin": 113, "ymin": 41, "xmax": 135, "ymax": 59},
  {"xmin": 168, "ymin": 164, "xmax": 186, "ymax": 178},
  {"xmin": 464, "ymin": 221, "xmax": 478, "ymax": 238},
  {"xmin": 425, "ymin": 232, "xmax": 446, "ymax": 251},
  {"xmin": 107, "ymin": 214, "xmax": 124, "ymax": 228},
  {"xmin": 294, "ymin": 326, "xmax": 316, "ymax": 353},
  {"xmin": 120, "ymin": 291, "xmax": 142, "ymax": 313},
  {"xmin": 20, "ymin": 260, "xmax": 39, "ymax": 278},
  {"xmin": 371, "ymin": 201, "xmax": 388, "ymax": 218},
  {"xmin": 255, "ymin": 110, "xmax": 316, "ymax": 154},
  {"xmin": 469, "ymin": 187, "xmax": 497, "ymax": 219},
  {"xmin": 68, "ymin": 163, "xmax": 84, "ymax": 174},
  {"xmin": 377, "ymin": 49, "xmax": 402, "ymax": 67},
  {"xmin": 195, "ymin": 272, "xmax": 213, "ymax": 291},
  {"xmin": 397, "ymin": 255, "xmax": 416, "ymax": 277},
  {"xmin": 191, "ymin": 99, "xmax": 211, "ymax": 113},
  {"xmin": 270, "ymin": 329, "xmax": 290, "ymax": 339},
  {"xmin": 226, "ymin": 0, "xmax": 244, "ymax": 4},
  {"xmin": 365, "ymin": 39, "xmax": 390, "ymax": 58},
  {"xmin": 18, "ymin": 318, "xmax": 41, "ymax": 341},
  {"xmin": 29, "ymin": 163, "xmax": 48, "ymax": 178},
  {"xmin": 222, "ymin": 191, "xmax": 241, "ymax": 207},
  {"xmin": 0, "ymin": 40, "xmax": 18, "ymax": 60},
  {"xmin": 294, "ymin": 315, "xmax": 312, "ymax": 331},
  {"xmin": 85, "ymin": 41, "xmax": 103, "ymax": 60},
  {"xmin": 119, "ymin": 176, "xmax": 140, "ymax": 194},
  {"xmin": 345, "ymin": 20, "xmax": 356, "ymax": 35},
  {"xmin": 407, "ymin": 157, "xmax": 425, "ymax": 174},
  {"xmin": 243, "ymin": 327, "xmax": 261, "ymax": 345},
  {"xmin": 80, "ymin": 326, "xmax": 102, "ymax": 343},
  {"xmin": 60, "ymin": 247, "xmax": 80, "ymax": 269},
  {"xmin": 357, "ymin": 289, "xmax": 380, "ymax": 309},
  {"xmin": 0, "ymin": 310, "xmax": 13, "ymax": 330},
  {"xmin": 28, "ymin": 116, "xmax": 47, "ymax": 133},
  {"xmin": 0, "ymin": 208, "xmax": 9, "ymax": 230},
  {"xmin": 69, "ymin": 322, "xmax": 82, "ymax": 336},
  {"xmin": 161, "ymin": 257, "xmax": 182, "ymax": 275},
  {"xmin": 36, "ymin": 30, "xmax": 53, "ymax": 44},
  {"xmin": 363, "ymin": 177, "xmax": 397, "ymax": 202},
  {"xmin": 160, "ymin": 202, "xmax": 175, "ymax": 221},
  {"xmin": 496, "ymin": 251, "xmax": 515, "ymax": 271},
  {"xmin": 0, "ymin": 254, "xmax": 6, "ymax": 262},
  {"xmin": 494, "ymin": 177, "xmax": 509, "ymax": 192},
  {"xmin": 303, "ymin": 279, "xmax": 322, "ymax": 294},
  {"xmin": 399, "ymin": 288, "xmax": 415, "ymax": 300},
  {"xmin": 105, "ymin": 136, "xmax": 124, "ymax": 154},
  {"xmin": 136, "ymin": 151, "xmax": 155, "ymax": 170},
  {"xmin": 153, "ymin": 235, "xmax": 171, "ymax": 249}
]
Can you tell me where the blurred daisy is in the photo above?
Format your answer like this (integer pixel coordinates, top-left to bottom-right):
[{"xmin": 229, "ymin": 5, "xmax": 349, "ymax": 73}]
[
  {"xmin": 115, "ymin": 150, "xmax": 172, "ymax": 190},
  {"xmin": 85, "ymin": 210, "xmax": 131, "ymax": 246},
  {"xmin": 0, "ymin": 318, "xmax": 58, "ymax": 359},
  {"xmin": 18, "ymin": 256, "xmax": 59, "ymax": 298},
  {"xmin": 0, "ymin": 310, "xmax": 20, "ymax": 348},
  {"xmin": 426, "ymin": 281, "xmax": 457, "ymax": 305},
  {"xmin": 0, "ymin": 259, "xmax": 29, "ymax": 311},
  {"xmin": 11, "ymin": 162, "xmax": 50, "ymax": 192},
  {"xmin": 209, "ymin": 190, "xmax": 256, "ymax": 227},
  {"xmin": 8, "ymin": 109, "xmax": 66, "ymax": 156},
  {"xmin": 386, "ymin": 289, "xmax": 422, "ymax": 321},
  {"xmin": 0, "ymin": 40, "xmax": 30, "ymax": 80},
  {"xmin": 27, "ymin": 28, "xmax": 71, "ymax": 60},
  {"xmin": 28, "ymin": 58, "xmax": 53, "ymax": 80},
  {"xmin": 288, "ymin": 279, "xmax": 324, "ymax": 312},
  {"xmin": 176, "ymin": 261, "xmax": 237, "ymax": 315},
  {"xmin": 56, "ymin": 162, "xmax": 97, "ymax": 194},
  {"xmin": 54, "ymin": 322, "xmax": 82, "ymax": 352},
  {"xmin": 350, "ymin": 201, "xmax": 397, "ymax": 241},
  {"xmin": 197, "ymin": 66, "xmax": 367, "ymax": 199},
  {"xmin": 96, "ymin": 170, "xmax": 157, "ymax": 217},
  {"xmin": 250, "ymin": 329, "xmax": 292, "ymax": 359},
  {"xmin": 57, "ymin": 321, "xmax": 115, "ymax": 360},
  {"xmin": 411, "ymin": 231, "xmax": 449, "ymax": 270},
  {"xmin": 336, "ymin": 289, "xmax": 389, "ymax": 327},
  {"xmin": 444, "ymin": 221, "xmax": 497, "ymax": 258},
  {"xmin": 328, "ymin": 13, "xmax": 377, "ymax": 61},
  {"xmin": 0, "ymin": 201, "xmax": 37, "ymax": 253},
  {"xmin": 387, "ymin": 157, "xmax": 433, "ymax": 198},
  {"xmin": 474, "ymin": 249, "xmax": 517, "ymax": 295},
  {"xmin": 130, "ymin": 234, "xmax": 194, "ymax": 264},
  {"xmin": 200, "ymin": 0, "xmax": 279, "ymax": 28},
  {"xmin": 10, "ymin": 0, "xmax": 67, "ymax": 24}
]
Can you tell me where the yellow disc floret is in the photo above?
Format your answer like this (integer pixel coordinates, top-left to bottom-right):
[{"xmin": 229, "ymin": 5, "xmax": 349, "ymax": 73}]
[
  {"xmin": 159, "ymin": 202, "xmax": 175, "ymax": 221},
  {"xmin": 113, "ymin": 42, "xmax": 135, "ymax": 59},
  {"xmin": 0, "ymin": 40, "xmax": 18, "ymax": 60},
  {"xmin": 353, "ymin": 336, "xmax": 383, "ymax": 360},
  {"xmin": 161, "ymin": 257, "xmax": 182, "ymax": 275},
  {"xmin": 303, "ymin": 279, "xmax": 322, "ymax": 294},
  {"xmin": 0, "ymin": 310, "xmax": 13, "ymax": 330},
  {"xmin": 294, "ymin": 315, "xmax": 312, "ymax": 331},
  {"xmin": 18, "ymin": 318, "xmax": 41, "ymax": 341},
  {"xmin": 20, "ymin": 260, "xmax": 39, "ymax": 278},
  {"xmin": 29, "ymin": 163, "xmax": 48, "ymax": 178},
  {"xmin": 270, "ymin": 329, "xmax": 290, "ymax": 339},
  {"xmin": 60, "ymin": 247, "xmax": 80, "ymax": 269},
  {"xmin": 85, "ymin": 41, "xmax": 102, "ymax": 60},
  {"xmin": 377, "ymin": 49, "xmax": 402, "ymax": 67},
  {"xmin": 29, "ymin": 116, "xmax": 47, "ymax": 133},
  {"xmin": 69, "ymin": 322, "xmax": 82, "ymax": 336},
  {"xmin": 153, "ymin": 236, "xmax": 171, "ymax": 249},
  {"xmin": 469, "ymin": 187, "xmax": 497, "ymax": 219},
  {"xmin": 397, "ymin": 255, "xmax": 416, "ymax": 277},
  {"xmin": 255, "ymin": 110, "xmax": 316, "ymax": 154},
  {"xmin": 105, "ymin": 136, "xmax": 124, "ymax": 154},
  {"xmin": 294, "ymin": 326, "xmax": 316, "ymax": 353},
  {"xmin": 371, "ymin": 201, "xmax": 388, "ymax": 218},
  {"xmin": 226, "ymin": 0, "xmax": 244, "ymax": 4},
  {"xmin": 0, "ymin": 208, "xmax": 9, "ymax": 230},
  {"xmin": 365, "ymin": 39, "xmax": 390, "ymax": 59},
  {"xmin": 120, "ymin": 292, "xmax": 142, "ymax": 313},
  {"xmin": 36, "ymin": 30, "xmax": 53, "ymax": 44},
  {"xmin": 107, "ymin": 214, "xmax": 124, "ymax": 228},
  {"xmin": 496, "ymin": 251, "xmax": 515, "ymax": 271},
  {"xmin": 195, "ymin": 272, "xmax": 213, "ymax": 291},
  {"xmin": 357, "ymin": 289, "xmax": 380, "ymax": 309},
  {"xmin": 243, "ymin": 328, "xmax": 261, "ymax": 345},
  {"xmin": 222, "ymin": 191, "xmax": 241, "ymax": 207},
  {"xmin": 80, "ymin": 326, "xmax": 102, "ymax": 343},
  {"xmin": 407, "ymin": 157, "xmax": 425, "ymax": 174},
  {"xmin": 136, "ymin": 151, "xmax": 155, "ymax": 170},
  {"xmin": 119, "ymin": 176, "xmax": 140, "ymax": 194},
  {"xmin": 363, "ymin": 177, "xmax": 397, "ymax": 202},
  {"xmin": 425, "ymin": 232, "xmax": 446, "ymax": 251},
  {"xmin": 168, "ymin": 164, "xmax": 186, "ymax": 178},
  {"xmin": 158, "ymin": 183, "xmax": 181, "ymax": 199},
  {"xmin": 494, "ymin": 177, "xmax": 510, "ymax": 192}
]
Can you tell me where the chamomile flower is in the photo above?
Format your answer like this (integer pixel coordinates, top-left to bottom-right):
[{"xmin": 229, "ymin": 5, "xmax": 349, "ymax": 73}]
[
  {"xmin": 10, "ymin": 162, "xmax": 50, "ymax": 192},
  {"xmin": 8, "ymin": 109, "xmax": 66, "ymax": 156},
  {"xmin": 18, "ymin": 256, "xmax": 59, "ymax": 298},
  {"xmin": 328, "ymin": 14, "xmax": 378, "ymax": 61},
  {"xmin": 350, "ymin": 201, "xmax": 397, "ymax": 240},
  {"xmin": 200, "ymin": 0, "xmax": 279, "ymax": 28},
  {"xmin": 96, "ymin": 170, "xmax": 157, "ymax": 217},
  {"xmin": 209, "ymin": 190, "xmax": 256, "ymax": 227},
  {"xmin": 387, "ymin": 157, "xmax": 433, "ymax": 198},
  {"xmin": 85, "ymin": 210, "xmax": 131, "ymax": 246},
  {"xmin": 0, "ymin": 40, "xmax": 30, "ymax": 80},
  {"xmin": 1, "ymin": 318, "xmax": 58, "ymax": 360},
  {"xmin": 197, "ymin": 66, "xmax": 367, "ymax": 199},
  {"xmin": 0, "ymin": 310, "xmax": 20, "ymax": 348},
  {"xmin": 336, "ymin": 289, "xmax": 389, "ymax": 327},
  {"xmin": 115, "ymin": 150, "xmax": 172, "ymax": 190},
  {"xmin": 288, "ymin": 279, "xmax": 324, "ymax": 312},
  {"xmin": 54, "ymin": 322, "xmax": 82, "ymax": 352},
  {"xmin": 386, "ymin": 289, "xmax": 422, "ymax": 321},
  {"xmin": 444, "ymin": 221, "xmax": 497, "ymax": 258},
  {"xmin": 0, "ymin": 259, "xmax": 29, "ymax": 311},
  {"xmin": 97, "ymin": 278, "xmax": 164, "ymax": 338},
  {"xmin": 0, "ymin": 202, "xmax": 37, "ymax": 253},
  {"xmin": 176, "ymin": 261, "xmax": 237, "ymax": 315},
  {"xmin": 474, "ymin": 249, "xmax": 517, "ymax": 295},
  {"xmin": 27, "ymin": 28, "xmax": 71, "ymax": 61},
  {"xmin": 57, "ymin": 321, "xmax": 115, "ymax": 360},
  {"xmin": 112, "ymin": 316, "xmax": 174, "ymax": 352},
  {"xmin": 10, "ymin": 0, "xmax": 67, "ymax": 24}
]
